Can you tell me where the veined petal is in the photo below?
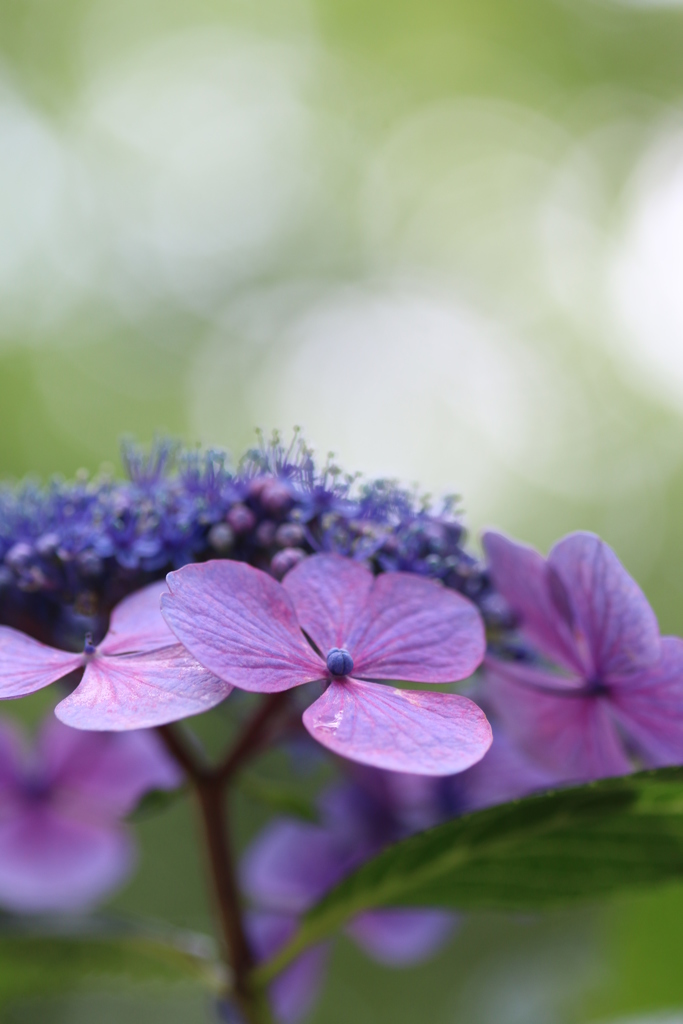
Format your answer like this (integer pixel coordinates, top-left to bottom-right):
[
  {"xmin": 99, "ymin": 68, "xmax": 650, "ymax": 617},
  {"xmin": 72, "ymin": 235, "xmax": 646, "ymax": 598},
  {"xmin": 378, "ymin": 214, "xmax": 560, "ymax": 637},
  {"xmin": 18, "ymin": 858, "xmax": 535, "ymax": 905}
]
[
  {"xmin": 484, "ymin": 660, "xmax": 631, "ymax": 780},
  {"xmin": 40, "ymin": 718, "xmax": 182, "ymax": 815},
  {"xmin": 0, "ymin": 806, "xmax": 133, "ymax": 913},
  {"xmin": 483, "ymin": 532, "xmax": 584, "ymax": 674},
  {"xmin": 54, "ymin": 645, "xmax": 232, "ymax": 731},
  {"xmin": 0, "ymin": 626, "xmax": 83, "ymax": 698},
  {"xmin": 162, "ymin": 561, "xmax": 324, "ymax": 693},
  {"xmin": 348, "ymin": 574, "xmax": 485, "ymax": 683},
  {"xmin": 302, "ymin": 679, "xmax": 492, "ymax": 775},
  {"xmin": 549, "ymin": 532, "xmax": 660, "ymax": 680},
  {"xmin": 346, "ymin": 908, "xmax": 457, "ymax": 966},
  {"xmin": 609, "ymin": 636, "xmax": 683, "ymax": 768},
  {"xmin": 282, "ymin": 554, "xmax": 374, "ymax": 654},
  {"xmin": 99, "ymin": 580, "xmax": 174, "ymax": 655}
]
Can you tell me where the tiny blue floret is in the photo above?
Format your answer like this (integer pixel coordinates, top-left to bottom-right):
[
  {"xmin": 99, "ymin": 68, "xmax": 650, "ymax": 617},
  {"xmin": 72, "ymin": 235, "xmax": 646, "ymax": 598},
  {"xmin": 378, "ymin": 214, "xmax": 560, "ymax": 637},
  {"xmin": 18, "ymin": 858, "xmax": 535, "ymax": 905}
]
[{"xmin": 326, "ymin": 648, "xmax": 354, "ymax": 677}]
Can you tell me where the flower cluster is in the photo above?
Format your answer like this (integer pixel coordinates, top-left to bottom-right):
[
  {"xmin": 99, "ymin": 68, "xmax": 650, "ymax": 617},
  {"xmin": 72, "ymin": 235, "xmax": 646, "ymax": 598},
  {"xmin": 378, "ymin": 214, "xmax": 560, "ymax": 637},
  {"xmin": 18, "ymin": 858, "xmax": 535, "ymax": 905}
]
[
  {"xmin": 0, "ymin": 435, "xmax": 495, "ymax": 655},
  {"xmin": 0, "ymin": 438, "xmax": 682, "ymax": 1024}
]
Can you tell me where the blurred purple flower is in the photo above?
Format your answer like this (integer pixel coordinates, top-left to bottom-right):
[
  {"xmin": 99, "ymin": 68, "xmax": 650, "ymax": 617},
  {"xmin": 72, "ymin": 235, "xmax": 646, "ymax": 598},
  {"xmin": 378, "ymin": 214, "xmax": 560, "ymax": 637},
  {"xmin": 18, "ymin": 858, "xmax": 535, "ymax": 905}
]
[
  {"xmin": 161, "ymin": 553, "xmax": 490, "ymax": 775},
  {"xmin": 241, "ymin": 771, "xmax": 459, "ymax": 1022},
  {"xmin": 0, "ymin": 581, "xmax": 231, "ymax": 731},
  {"xmin": 482, "ymin": 530, "xmax": 683, "ymax": 779},
  {"xmin": 0, "ymin": 715, "xmax": 181, "ymax": 913}
]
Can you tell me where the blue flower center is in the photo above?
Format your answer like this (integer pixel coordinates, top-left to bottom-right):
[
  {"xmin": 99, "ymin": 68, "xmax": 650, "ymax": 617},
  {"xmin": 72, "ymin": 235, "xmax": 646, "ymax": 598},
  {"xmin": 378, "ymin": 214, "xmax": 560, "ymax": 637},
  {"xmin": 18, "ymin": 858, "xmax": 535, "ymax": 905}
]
[
  {"xmin": 84, "ymin": 632, "xmax": 97, "ymax": 656},
  {"xmin": 326, "ymin": 648, "xmax": 354, "ymax": 677}
]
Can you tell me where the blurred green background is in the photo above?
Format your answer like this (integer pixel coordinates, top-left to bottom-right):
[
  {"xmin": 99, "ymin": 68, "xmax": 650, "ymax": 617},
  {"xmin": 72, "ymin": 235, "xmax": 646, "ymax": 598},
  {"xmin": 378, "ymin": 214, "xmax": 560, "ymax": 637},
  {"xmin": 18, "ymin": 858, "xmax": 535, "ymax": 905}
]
[{"xmin": 2, "ymin": 0, "xmax": 683, "ymax": 1019}]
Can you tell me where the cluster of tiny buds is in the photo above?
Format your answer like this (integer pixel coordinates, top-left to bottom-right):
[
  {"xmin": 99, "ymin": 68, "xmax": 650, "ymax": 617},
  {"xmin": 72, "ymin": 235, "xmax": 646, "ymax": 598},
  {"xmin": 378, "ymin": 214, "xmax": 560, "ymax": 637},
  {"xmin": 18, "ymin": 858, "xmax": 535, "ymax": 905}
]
[{"xmin": 0, "ymin": 435, "xmax": 511, "ymax": 653}]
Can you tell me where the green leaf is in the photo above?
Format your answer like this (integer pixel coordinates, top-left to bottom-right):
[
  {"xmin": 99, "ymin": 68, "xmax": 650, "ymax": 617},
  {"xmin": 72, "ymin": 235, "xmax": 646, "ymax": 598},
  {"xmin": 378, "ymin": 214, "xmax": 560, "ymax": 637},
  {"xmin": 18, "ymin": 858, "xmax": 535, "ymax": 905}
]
[
  {"xmin": 127, "ymin": 785, "xmax": 188, "ymax": 822},
  {"xmin": 0, "ymin": 914, "xmax": 221, "ymax": 1004},
  {"xmin": 254, "ymin": 768, "xmax": 683, "ymax": 984}
]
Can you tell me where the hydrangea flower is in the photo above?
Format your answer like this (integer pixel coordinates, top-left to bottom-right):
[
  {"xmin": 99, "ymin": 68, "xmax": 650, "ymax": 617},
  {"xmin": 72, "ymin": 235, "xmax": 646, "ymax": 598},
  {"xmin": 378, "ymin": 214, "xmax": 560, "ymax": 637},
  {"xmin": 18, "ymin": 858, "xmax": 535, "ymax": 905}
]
[
  {"xmin": 241, "ymin": 776, "xmax": 458, "ymax": 1022},
  {"xmin": 482, "ymin": 530, "xmax": 683, "ymax": 779},
  {"xmin": 160, "ymin": 553, "xmax": 491, "ymax": 774},
  {"xmin": 0, "ymin": 581, "xmax": 231, "ymax": 731},
  {"xmin": 0, "ymin": 714, "xmax": 180, "ymax": 912},
  {"xmin": 240, "ymin": 726, "xmax": 558, "ymax": 1024}
]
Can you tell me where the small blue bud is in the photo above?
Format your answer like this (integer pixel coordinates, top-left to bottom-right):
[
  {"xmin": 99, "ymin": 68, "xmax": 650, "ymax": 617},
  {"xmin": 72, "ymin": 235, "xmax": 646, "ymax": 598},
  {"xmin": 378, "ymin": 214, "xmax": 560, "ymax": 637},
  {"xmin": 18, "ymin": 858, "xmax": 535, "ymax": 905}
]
[{"xmin": 326, "ymin": 647, "xmax": 354, "ymax": 676}]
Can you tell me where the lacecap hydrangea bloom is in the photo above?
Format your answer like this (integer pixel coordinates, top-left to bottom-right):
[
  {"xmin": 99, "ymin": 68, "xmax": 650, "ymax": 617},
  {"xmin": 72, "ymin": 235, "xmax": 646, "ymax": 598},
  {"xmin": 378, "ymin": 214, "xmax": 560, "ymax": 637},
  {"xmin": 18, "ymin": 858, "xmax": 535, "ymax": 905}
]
[
  {"xmin": 0, "ymin": 714, "xmax": 180, "ymax": 912},
  {"xmin": 483, "ymin": 531, "xmax": 683, "ymax": 779}
]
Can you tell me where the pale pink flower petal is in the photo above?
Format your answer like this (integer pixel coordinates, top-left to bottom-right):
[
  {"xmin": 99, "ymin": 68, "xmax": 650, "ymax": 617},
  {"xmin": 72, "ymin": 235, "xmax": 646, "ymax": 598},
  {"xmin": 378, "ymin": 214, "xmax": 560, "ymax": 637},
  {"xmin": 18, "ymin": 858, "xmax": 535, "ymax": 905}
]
[
  {"xmin": 39, "ymin": 718, "xmax": 182, "ymax": 815},
  {"xmin": 347, "ymin": 573, "xmax": 485, "ymax": 683},
  {"xmin": 485, "ymin": 660, "xmax": 631, "ymax": 780},
  {"xmin": 0, "ymin": 805, "xmax": 133, "ymax": 913},
  {"xmin": 609, "ymin": 636, "xmax": 683, "ymax": 768},
  {"xmin": 482, "ymin": 532, "xmax": 584, "ymax": 674},
  {"xmin": 346, "ymin": 908, "xmax": 457, "ymax": 966},
  {"xmin": 548, "ymin": 532, "xmax": 660, "ymax": 680},
  {"xmin": 0, "ymin": 626, "xmax": 83, "ymax": 698},
  {"xmin": 161, "ymin": 561, "xmax": 325, "ymax": 693},
  {"xmin": 302, "ymin": 679, "xmax": 492, "ymax": 775},
  {"xmin": 55, "ymin": 645, "xmax": 232, "ymax": 731},
  {"xmin": 98, "ymin": 580, "xmax": 175, "ymax": 655},
  {"xmin": 282, "ymin": 554, "xmax": 374, "ymax": 653}
]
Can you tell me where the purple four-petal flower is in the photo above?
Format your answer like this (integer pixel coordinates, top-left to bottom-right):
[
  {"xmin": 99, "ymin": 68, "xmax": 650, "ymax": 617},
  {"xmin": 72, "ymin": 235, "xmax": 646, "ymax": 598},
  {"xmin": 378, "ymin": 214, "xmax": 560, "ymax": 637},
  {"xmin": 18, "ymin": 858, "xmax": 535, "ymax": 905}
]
[
  {"xmin": 161, "ymin": 554, "xmax": 491, "ymax": 775},
  {"xmin": 0, "ymin": 715, "xmax": 181, "ymax": 912},
  {"xmin": 483, "ymin": 530, "xmax": 683, "ymax": 779},
  {"xmin": 0, "ymin": 581, "xmax": 232, "ymax": 731}
]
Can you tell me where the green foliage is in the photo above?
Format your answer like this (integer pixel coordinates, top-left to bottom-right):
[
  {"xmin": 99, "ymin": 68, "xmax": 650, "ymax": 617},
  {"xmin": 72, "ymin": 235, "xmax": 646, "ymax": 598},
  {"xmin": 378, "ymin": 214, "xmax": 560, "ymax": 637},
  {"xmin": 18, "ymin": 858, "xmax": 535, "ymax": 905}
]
[
  {"xmin": 0, "ymin": 917, "xmax": 220, "ymax": 1006},
  {"xmin": 255, "ymin": 768, "xmax": 683, "ymax": 983}
]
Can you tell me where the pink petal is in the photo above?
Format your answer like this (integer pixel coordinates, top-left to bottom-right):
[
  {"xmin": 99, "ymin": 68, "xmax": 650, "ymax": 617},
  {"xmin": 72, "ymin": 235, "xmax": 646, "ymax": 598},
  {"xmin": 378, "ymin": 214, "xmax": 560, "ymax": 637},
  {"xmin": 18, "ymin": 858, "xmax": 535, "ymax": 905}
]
[
  {"xmin": 99, "ymin": 580, "xmax": 175, "ymax": 655},
  {"xmin": 161, "ymin": 561, "xmax": 325, "ymax": 693},
  {"xmin": 0, "ymin": 805, "xmax": 133, "ymax": 912},
  {"xmin": 346, "ymin": 908, "xmax": 457, "ymax": 966},
  {"xmin": 548, "ymin": 532, "xmax": 660, "ymax": 680},
  {"xmin": 609, "ymin": 636, "xmax": 683, "ymax": 768},
  {"xmin": 282, "ymin": 554, "xmax": 374, "ymax": 653},
  {"xmin": 484, "ymin": 659, "xmax": 631, "ymax": 780},
  {"xmin": 54, "ymin": 645, "xmax": 232, "ymax": 731},
  {"xmin": 348, "ymin": 573, "xmax": 485, "ymax": 683},
  {"xmin": 302, "ymin": 679, "xmax": 492, "ymax": 775},
  {"xmin": 39, "ymin": 718, "xmax": 182, "ymax": 815},
  {"xmin": 0, "ymin": 626, "xmax": 83, "ymax": 698},
  {"xmin": 482, "ymin": 532, "xmax": 585, "ymax": 674}
]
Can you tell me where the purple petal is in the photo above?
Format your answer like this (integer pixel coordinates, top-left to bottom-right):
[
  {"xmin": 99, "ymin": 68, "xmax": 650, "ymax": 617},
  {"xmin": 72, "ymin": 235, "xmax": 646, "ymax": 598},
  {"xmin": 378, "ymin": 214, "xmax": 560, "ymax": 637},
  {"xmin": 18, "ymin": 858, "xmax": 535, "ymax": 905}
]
[
  {"xmin": 346, "ymin": 908, "xmax": 457, "ymax": 966},
  {"xmin": 282, "ymin": 554, "xmax": 374, "ymax": 654},
  {"xmin": 348, "ymin": 573, "xmax": 485, "ymax": 683},
  {"xmin": 609, "ymin": 636, "xmax": 683, "ymax": 768},
  {"xmin": 548, "ymin": 532, "xmax": 660, "ymax": 680},
  {"xmin": 482, "ymin": 532, "xmax": 584, "ymax": 674},
  {"xmin": 54, "ymin": 645, "xmax": 232, "ymax": 731},
  {"xmin": 241, "ymin": 819, "xmax": 346, "ymax": 913},
  {"xmin": 448, "ymin": 725, "xmax": 565, "ymax": 814},
  {"xmin": 0, "ymin": 805, "xmax": 133, "ymax": 912},
  {"xmin": 0, "ymin": 626, "xmax": 83, "ymax": 698},
  {"xmin": 39, "ymin": 718, "xmax": 182, "ymax": 815},
  {"xmin": 162, "ymin": 561, "xmax": 325, "ymax": 693},
  {"xmin": 303, "ymin": 679, "xmax": 492, "ymax": 775},
  {"xmin": 99, "ymin": 580, "xmax": 175, "ymax": 655},
  {"xmin": 247, "ymin": 912, "xmax": 330, "ymax": 1024},
  {"xmin": 484, "ymin": 659, "xmax": 631, "ymax": 780}
]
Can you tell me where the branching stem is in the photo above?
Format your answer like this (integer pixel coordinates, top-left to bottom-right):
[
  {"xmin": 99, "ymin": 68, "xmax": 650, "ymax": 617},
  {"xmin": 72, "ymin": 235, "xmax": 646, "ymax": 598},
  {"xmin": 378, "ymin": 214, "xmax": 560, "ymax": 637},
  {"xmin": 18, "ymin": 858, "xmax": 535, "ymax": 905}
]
[{"xmin": 156, "ymin": 695, "xmax": 290, "ymax": 1024}]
